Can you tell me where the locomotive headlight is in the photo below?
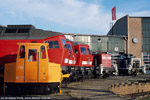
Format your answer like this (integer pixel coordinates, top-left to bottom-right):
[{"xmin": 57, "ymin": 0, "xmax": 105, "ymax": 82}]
[{"xmin": 89, "ymin": 61, "xmax": 92, "ymax": 65}]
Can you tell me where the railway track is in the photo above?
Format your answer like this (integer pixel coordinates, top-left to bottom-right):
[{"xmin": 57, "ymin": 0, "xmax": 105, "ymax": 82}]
[{"xmin": 110, "ymin": 79, "xmax": 150, "ymax": 99}]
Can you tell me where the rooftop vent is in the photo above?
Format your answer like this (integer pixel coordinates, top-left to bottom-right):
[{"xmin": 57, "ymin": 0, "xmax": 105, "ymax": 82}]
[
  {"xmin": 7, "ymin": 25, "xmax": 35, "ymax": 28},
  {"xmin": 4, "ymin": 25, "xmax": 35, "ymax": 34}
]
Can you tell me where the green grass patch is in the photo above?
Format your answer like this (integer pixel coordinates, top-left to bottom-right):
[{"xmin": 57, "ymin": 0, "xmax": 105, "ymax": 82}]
[{"xmin": 139, "ymin": 96, "xmax": 150, "ymax": 100}]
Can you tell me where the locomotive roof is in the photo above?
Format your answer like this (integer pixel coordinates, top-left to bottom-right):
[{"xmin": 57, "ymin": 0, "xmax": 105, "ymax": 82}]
[
  {"xmin": 72, "ymin": 41, "xmax": 88, "ymax": 46},
  {"xmin": 0, "ymin": 25, "xmax": 62, "ymax": 40},
  {"xmin": 66, "ymin": 39, "xmax": 89, "ymax": 47}
]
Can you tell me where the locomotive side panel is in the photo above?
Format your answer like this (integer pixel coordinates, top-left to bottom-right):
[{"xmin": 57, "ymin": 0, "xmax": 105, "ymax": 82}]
[{"xmin": 100, "ymin": 53, "xmax": 112, "ymax": 67}]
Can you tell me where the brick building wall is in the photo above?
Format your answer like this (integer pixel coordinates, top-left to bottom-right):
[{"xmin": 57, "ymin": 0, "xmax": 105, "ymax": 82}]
[{"xmin": 128, "ymin": 17, "xmax": 142, "ymax": 59}]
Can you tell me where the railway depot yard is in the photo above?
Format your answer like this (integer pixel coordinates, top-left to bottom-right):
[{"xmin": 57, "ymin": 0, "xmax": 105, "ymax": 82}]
[
  {"xmin": 50, "ymin": 75, "xmax": 150, "ymax": 100},
  {"xmin": 1, "ymin": 75, "xmax": 148, "ymax": 100},
  {"xmin": 1, "ymin": 75, "xmax": 150, "ymax": 100}
]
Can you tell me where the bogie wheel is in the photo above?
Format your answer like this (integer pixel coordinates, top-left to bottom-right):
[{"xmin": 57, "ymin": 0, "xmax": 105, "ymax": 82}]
[
  {"xmin": 0, "ymin": 78, "xmax": 4, "ymax": 95},
  {"xmin": 43, "ymin": 86, "xmax": 51, "ymax": 95}
]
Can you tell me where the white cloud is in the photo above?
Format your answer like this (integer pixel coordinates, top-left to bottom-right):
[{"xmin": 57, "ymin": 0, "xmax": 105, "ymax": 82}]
[
  {"xmin": 0, "ymin": 0, "xmax": 150, "ymax": 34},
  {"xmin": 129, "ymin": 11, "xmax": 150, "ymax": 17}
]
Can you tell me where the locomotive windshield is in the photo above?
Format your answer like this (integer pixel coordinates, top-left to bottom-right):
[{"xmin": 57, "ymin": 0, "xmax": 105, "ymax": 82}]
[{"xmin": 80, "ymin": 47, "xmax": 87, "ymax": 54}]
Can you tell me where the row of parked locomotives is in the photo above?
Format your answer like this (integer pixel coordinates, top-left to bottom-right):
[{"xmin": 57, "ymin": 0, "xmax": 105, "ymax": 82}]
[{"xmin": 0, "ymin": 25, "xmax": 116, "ymax": 94}]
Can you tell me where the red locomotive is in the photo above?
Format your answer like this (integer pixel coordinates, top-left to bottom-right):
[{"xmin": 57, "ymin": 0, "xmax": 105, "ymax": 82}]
[
  {"xmin": 65, "ymin": 40, "xmax": 94, "ymax": 80},
  {"xmin": 93, "ymin": 53, "xmax": 114, "ymax": 77}
]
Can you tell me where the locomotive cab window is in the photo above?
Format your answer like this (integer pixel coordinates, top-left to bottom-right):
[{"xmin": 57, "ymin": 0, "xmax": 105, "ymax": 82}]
[
  {"xmin": 41, "ymin": 46, "xmax": 46, "ymax": 59},
  {"xmin": 62, "ymin": 39, "xmax": 67, "ymax": 48},
  {"xmin": 46, "ymin": 41, "xmax": 60, "ymax": 49},
  {"xmin": 54, "ymin": 41, "xmax": 59, "ymax": 48},
  {"xmin": 19, "ymin": 45, "xmax": 25, "ymax": 58},
  {"xmin": 87, "ymin": 48, "xmax": 91, "ymax": 54},
  {"xmin": 74, "ymin": 49, "xmax": 78, "ymax": 54},
  {"xmin": 80, "ymin": 47, "xmax": 87, "ymax": 54},
  {"xmin": 28, "ymin": 49, "xmax": 37, "ymax": 61},
  {"xmin": 67, "ymin": 44, "xmax": 72, "ymax": 52},
  {"xmin": 48, "ymin": 41, "xmax": 53, "ymax": 48}
]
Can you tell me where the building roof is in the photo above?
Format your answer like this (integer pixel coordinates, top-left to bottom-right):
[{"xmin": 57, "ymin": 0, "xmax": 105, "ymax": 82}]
[
  {"xmin": 129, "ymin": 16, "xmax": 150, "ymax": 18},
  {"xmin": 64, "ymin": 33, "xmax": 127, "ymax": 38},
  {"xmin": 0, "ymin": 24, "xmax": 62, "ymax": 40}
]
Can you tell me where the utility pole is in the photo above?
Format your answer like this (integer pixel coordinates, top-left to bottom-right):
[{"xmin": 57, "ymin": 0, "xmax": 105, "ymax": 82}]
[{"xmin": 110, "ymin": 22, "xmax": 113, "ymax": 35}]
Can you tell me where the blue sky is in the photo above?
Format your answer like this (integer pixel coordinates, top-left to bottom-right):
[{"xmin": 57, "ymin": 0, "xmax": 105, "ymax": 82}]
[{"xmin": 0, "ymin": 0, "xmax": 150, "ymax": 35}]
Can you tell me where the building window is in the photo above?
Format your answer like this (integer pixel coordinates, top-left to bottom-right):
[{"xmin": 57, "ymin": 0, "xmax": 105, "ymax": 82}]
[
  {"xmin": 142, "ymin": 18, "xmax": 150, "ymax": 52},
  {"xmin": 143, "ymin": 52, "xmax": 150, "ymax": 68},
  {"xmin": 142, "ymin": 18, "xmax": 150, "ymax": 68}
]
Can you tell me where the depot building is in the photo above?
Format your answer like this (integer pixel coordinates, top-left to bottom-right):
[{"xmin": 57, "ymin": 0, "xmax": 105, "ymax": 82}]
[{"xmin": 107, "ymin": 15, "xmax": 150, "ymax": 68}]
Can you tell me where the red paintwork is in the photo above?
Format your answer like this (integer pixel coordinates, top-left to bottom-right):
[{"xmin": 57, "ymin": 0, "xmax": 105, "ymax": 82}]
[
  {"xmin": 100, "ymin": 53, "xmax": 112, "ymax": 67},
  {"xmin": 0, "ymin": 35, "xmax": 70, "ymax": 66},
  {"xmin": 44, "ymin": 35, "xmax": 70, "ymax": 66},
  {"xmin": 0, "ymin": 40, "xmax": 38, "ymax": 66},
  {"xmin": 73, "ymin": 44, "xmax": 93, "ymax": 67}
]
